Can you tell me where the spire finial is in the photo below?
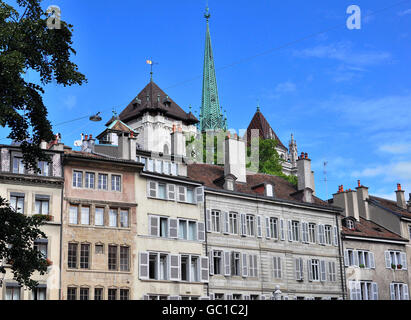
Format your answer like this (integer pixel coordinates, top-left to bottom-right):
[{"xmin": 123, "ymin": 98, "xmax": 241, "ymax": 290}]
[
  {"xmin": 256, "ymin": 99, "xmax": 260, "ymax": 112},
  {"xmin": 204, "ymin": 5, "xmax": 210, "ymax": 21},
  {"xmin": 146, "ymin": 58, "xmax": 158, "ymax": 82}
]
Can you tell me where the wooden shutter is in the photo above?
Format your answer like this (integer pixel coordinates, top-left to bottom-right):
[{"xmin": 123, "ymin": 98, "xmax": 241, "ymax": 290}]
[
  {"xmin": 197, "ymin": 222, "xmax": 205, "ymax": 242},
  {"xmin": 344, "ymin": 250, "xmax": 349, "ymax": 267},
  {"xmin": 372, "ymin": 282, "xmax": 378, "ymax": 300},
  {"xmin": 278, "ymin": 257, "xmax": 282, "ymax": 278},
  {"xmin": 317, "ymin": 224, "xmax": 322, "ymax": 244},
  {"xmin": 280, "ymin": 219, "xmax": 285, "ymax": 240},
  {"xmin": 353, "ymin": 250, "xmax": 359, "ymax": 267},
  {"xmin": 273, "ymin": 257, "xmax": 278, "ymax": 278},
  {"xmin": 242, "ymin": 253, "xmax": 248, "ymax": 277},
  {"xmin": 295, "ymin": 258, "xmax": 301, "ymax": 280},
  {"xmin": 169, "ymin": 218, "xmax": 178, "ymax": 238},
  {"xmin": 265, "ymin": 217, "xmax": 271, "ymax": 239},
  {"xmin": 320, "ymin": 260, "xmax": 326, "ymax": 281},
  {"xmin": 139, "ymin": 252, "xmax": 149, "ymax": 280},
  {"xmin": 206, "ymin": 209, "xmax": 211, "ymax": 232},
  {"xmin": 355, "ymin": 281, "xmax": 361, "ymax": 300},
  {"xmin": 390, "ymin": 283, "xmax": 395, "ymax": 300},
  {"xmin": 307, "ymin": 260, "xmax": 313, "ymax": 281},
  {"xmin": 240, "ymin": 214, "xmax": 246, "ymax": 237},
  {"xmin": 200, "ymin": 256, "xmax": 209, "ymax": 282},
  {"xmin": 195, "ymin": 186, "xmax": 204, "ymax": 203},
  {"xmin": 400, "ymin": 252, "xmax": 407, "ymax": 270},
  {"xmin": 257, "ymin": 215, "xmax": 263, "ymax": 238},
  {"xmin": 149, "ymin": 215, "xmax": 159, "ymax": 237},
  {"xmin": 253, "ymin": 255, "xmax": 258, "ymax": 277},
  {"xmin": 333, "ymin": 226, "xmax": 338, "ymax": 246},
  {"xmin": 385, "ymin": 251, "xmax": 391, "ymax": 268},
  {"xmin": 349, "ymin": 281, "xmax": 356, "ymax": 300},
  {"xmin": 369, "ymin": 252, "xmax": 375, "ymax": 269},
  {"xmin": 147, "ymin": 181, "xmax": 157, "ymax": 198},
  {"xmin": 224, "ymin": 251, "xmax": 231, "ymax": 276},
  {"xmin": 287, "ymin": 220, "xmax": 292, "ymax": 242},
  {"xmin": 169, "ymin": 254, "xmax": 180, "ymax": 281},
  {"xmin": 403, "ymin": 284, "xmax": 409, "ymax": 300},
  {"xmin": 209, "ymin": 250, "xmax": 214, "ymax": 276},
  {"xmin": 223, "ymin": 211, "xmax": 229, "ymax": 234},
  {"xmin": 178, "ymin": 186, "xmax": 186, "ymax": 202},
  {"xmin": 167, "ymin": 184, "xmax": 176, "ymax": 201}
]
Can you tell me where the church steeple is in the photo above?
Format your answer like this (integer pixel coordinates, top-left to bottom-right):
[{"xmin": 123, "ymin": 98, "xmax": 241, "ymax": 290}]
[{"xmin": 199, "ymin": 6, "xmax": 227, "ymax": 132}]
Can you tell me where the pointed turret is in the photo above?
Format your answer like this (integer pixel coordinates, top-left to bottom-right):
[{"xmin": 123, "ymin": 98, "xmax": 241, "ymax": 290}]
[{"xmin": 199, "ymin": 7, "xmax": 227, "ymax": 132}]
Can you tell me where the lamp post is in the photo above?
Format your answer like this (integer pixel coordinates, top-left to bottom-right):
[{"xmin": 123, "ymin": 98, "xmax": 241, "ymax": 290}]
[{"xmin": 273, "ymin": 285, "xmax": 282, "ymax": 300}]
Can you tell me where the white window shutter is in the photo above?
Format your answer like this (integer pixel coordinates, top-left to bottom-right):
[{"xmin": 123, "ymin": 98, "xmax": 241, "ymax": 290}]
[
  {"xmin": 257, "ymin": 215, "xmax": 263, "ymax": 238},
  {"xmin": 242, "ymin": 253, "xmax": 248, "ymax": 277},
  {"xmin": 372, "ymin": 282, "xmax": 378, "ymax": 300},
  {"xmin": 240, "ymin": 214, "xmax": 247, "ymax": 237},
  {"xmin": 209, "ymin": 250, "xmax": 214, "ymax": 276},
  {"xmin": 353, "ymin": 250, "xmax": 359, "ymax": 267},
  {"xmin": 355, "ymin": 281, "xmax": 362, "ymax": 300},
  {"xmin": 195, "ymin": 186, "xmax": 204, "ymax": 203},
  {"xmin": 169, "ymin": 218, "xmax": 178, "ymax": 238},
  {"xmin": 223, "ymin": 211, "xmax": 229, "ymax": 234},
  {"xmin": 197, "ymin": 222, "xmax": 205, "ymax": 242},
  {"xmin": 303, "ymin": 222, "xmax": 308, "ymax": 243},
  {"xmin": 265, "ymin": 217, "xmax": 271, "ymax": 239},
  {"xmin": 280, "ymin": 219, "xmax": 285, "ymax": 240},
  {"xmin": 385, "ymin": 251, "xmax": 391, "ymax": 269},
  {"xmin": 224, "ymin": 251, "xmax": 231, "ymax": 276},
  {"xmin": 390, "ymin": 283, "xmax": 395, "ymax": 300},
  {"xmin": 169, "ymin": 254, "xmax": 180, "ymax": 281},
  {"xmin": 349, "ymin": 281, "xmax": 356, "ymax": 300},
  {"xmin": 344, "ymin": 250, "xmax": 349, "ymax": 267},
  {"xmin": 287, "ymin": 220, "xmax": 292, "ymax": 242},
  {"xmin": 206, "ymin": 209, "xmax": 211, "ymax": 232},
  {"xmin": 201, "ymin": 256, "xmax": 209, "ymax": 282},
  {"xmin": 253, "ymin": 255, "xmax": 258, "ymax": 277},
  {"xmin": 295, "ymin": 258, "xmax": 301, "ymax": 280},
  {"xmin": 278, "ymin": 257, "xmax": 282, "ymax": 278},
  {"xmin": 149, "ymin": 215, "xmax": 159, "ymax": 237},
  {"xmin": 320, "ymin": 260, "xmax": 326, "ymax": 281},
  {"xmin": 300, "ymin": 258, "xmax": 304, "ymax": 280},
  {"xmin": 369, "ymin": 252, "xmax": 375, "ymax": 269},
  {"xmin": 317, "ymin": 224, "xmax": 322, "ymax": 244},
  {"xmin": 403, "ymin": 284, "xmax": 409, "ymax": 300},
  {"xmin": 400, "ymin": 252, "xmax": 407, "ymax": 270},
  {"xmin": 139, "ymin": 252, "xmax": 149, "ymax": 280},
  {"xmin": 178, "ymin": 186, "xmax": 186, "ymax": 202},
  {"xmin": 333, "ymin": 226, "xmax": 338, "ymax": 246},
  {"xmin": 167, "ymin": 184, "xmax": 176, "ymax": 201},
  {"xmin": 307, "ymin": 260, "xmax": 313, "ymax": 281},
  {"xmin": 147, "ymin": 180, "xmax": 157, "ymax": 198}
]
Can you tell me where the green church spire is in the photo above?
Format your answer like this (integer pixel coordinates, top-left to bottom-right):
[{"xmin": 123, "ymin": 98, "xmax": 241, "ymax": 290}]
[{"xmin": 199, "ymin": 6, "xmax": 227, "ymax": 132}]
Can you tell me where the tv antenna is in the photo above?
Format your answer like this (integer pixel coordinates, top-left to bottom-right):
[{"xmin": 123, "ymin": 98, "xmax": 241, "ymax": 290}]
[{"xmin": 323, "ymin": 161, "xmax": 328, "ymax": 200}]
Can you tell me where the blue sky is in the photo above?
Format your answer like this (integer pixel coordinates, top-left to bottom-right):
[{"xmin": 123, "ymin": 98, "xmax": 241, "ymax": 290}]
[{"xmin": 2, "ymin": 0, "xmax": 411, "ymax": 201}]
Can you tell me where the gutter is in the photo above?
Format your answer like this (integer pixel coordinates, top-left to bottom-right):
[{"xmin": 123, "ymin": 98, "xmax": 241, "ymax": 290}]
[{"xmin": 204, "ymin": 192, "xmax": 209, "ymax": 298}]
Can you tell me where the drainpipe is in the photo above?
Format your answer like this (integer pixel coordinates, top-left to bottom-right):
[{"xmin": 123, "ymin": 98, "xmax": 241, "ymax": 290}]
[
  {"xmin": 59, "ymin": 154, "xmax": 64, "ymax": 300},
  {"xmin": 335, "ymin": 213, "xmax": 346, "ymax": 300}
]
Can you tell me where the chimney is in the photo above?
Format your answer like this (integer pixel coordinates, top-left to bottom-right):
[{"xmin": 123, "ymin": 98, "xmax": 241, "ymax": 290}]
[
  {"xmin": 224, "ymin": 135, "xmax": 246, "ymax": 183},
  {"xmin": 118, "ymin": 132, "xmax": 136, "ymax": 160},
  {"xmin": 297, "ymin": 152, "xmax": 314, "ymax": 191},
  {"xmin": 407, "ymin": 193, "xmax": 411, "ymax": 213},
  {"xmin": 333, "ymin": 187, "xmax": 360, "ymax": 221},
  {"xmin": 80, "ymin": 134, "xmax": 95, "ymax": 153},
  {"xmin": 396, "ymin": 183, "xmax": 406, "ymax": 209},
  {"xmin": 302, "ymin": 188, "xmax": 313, "ymax": 203},
  {"xmin": 171, "ymin": 125, "xmax": 186, "ymax": 158},
  {"xmin": 40, "ymin": 140, "xmax": 47, "ymax": 150},
  {"xmin": 356, "ymin": 180, "xmax": 370, "ymax": 220},
  {"xmin": 50, "ymin": 133, "xmax": 64, "ymax": 151}
]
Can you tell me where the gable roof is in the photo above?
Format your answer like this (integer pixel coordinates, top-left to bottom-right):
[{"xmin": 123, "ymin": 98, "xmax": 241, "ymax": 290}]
[
  {"xmin": 245, "ymin": 109, "xmax": 287, "ymax": 150},
  {"xmin": 368, "ymin": 195, "xmax": 411, "ymax": 220},
  {"xmin": 119, "ymin": 81, "xmax": 199, "ymax": 125},
  {"xmin": 96, "ymin": 119, "xmax": 137, "ymax": 141}
]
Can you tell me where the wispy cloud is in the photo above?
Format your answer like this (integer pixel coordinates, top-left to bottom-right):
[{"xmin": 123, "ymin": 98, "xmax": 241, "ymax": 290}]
[
  {"xmin": 275, "ymin": 81, "xmax": 296, "ymax": 93},
  {"xmin": 379, "ymin": 143, "xmax": 411, "ymax": 154},
  {"xmin": 64, "ymin": 95, "xmax": 77, "ymax": 110},
  {"xmin": 398, "ymin": 8, "xmax": 411, "ymax": 16}
]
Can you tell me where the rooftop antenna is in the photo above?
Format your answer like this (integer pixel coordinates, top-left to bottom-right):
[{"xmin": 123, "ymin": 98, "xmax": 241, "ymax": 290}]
[
  {"xmin": 146, "ymin": 58, "xmax": 158, "ymax": 82},
  {"xmin": 323, "ymin": 161, "xmax": 328, "ymax": 200}
]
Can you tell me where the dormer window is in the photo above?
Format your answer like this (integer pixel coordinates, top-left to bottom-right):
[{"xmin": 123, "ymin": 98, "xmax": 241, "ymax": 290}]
[
  {"xmin": 266, "ymin": 184, "xmax": 274, "ymax": 197},
  {"xmin": 346, "ymin": 219, "xmax": 355, "ymax": 230}
]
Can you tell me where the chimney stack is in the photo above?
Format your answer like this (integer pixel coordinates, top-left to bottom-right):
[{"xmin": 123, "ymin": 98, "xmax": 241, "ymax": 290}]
[
  {"xmin": 50, "ymin": 133, "xmax": 64, "ymax": 151},
  {"xmin": 80, "ymin": 134, "xmax": 95, "ymax": 153},
  {"xmin": 407, "ymin": 193, "xmax": 411, "ymax": 213},
  {"xmin": 333, "ymin": 186, "xmax": 360, "ymax": 221},
  {"xmin": 224, "ymin": 135, "xmax": 246, "ymax": 183},
  {"xmin": 395, "ymin": 183, "xmax": 406, "ymax": 209},
  {"xmin": 356, "ymin": 180, "xmax": 370, "ymax": 220},
  {"xmin": 297, "ymin": 152, "xmax": 314, "ymax": 191},
  {"xmin": 118, "ymin": 132, "xmax": 136, "ymax": 160},
  {"xmin": 171, "ymin": 125, "xmax": 186, "ymax": 158}
]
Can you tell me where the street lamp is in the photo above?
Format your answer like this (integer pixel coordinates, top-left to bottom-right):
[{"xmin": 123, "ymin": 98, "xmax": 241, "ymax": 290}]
[{"xmin": 273, "ymin": 285, "xmax": 282, "ymax": 300}]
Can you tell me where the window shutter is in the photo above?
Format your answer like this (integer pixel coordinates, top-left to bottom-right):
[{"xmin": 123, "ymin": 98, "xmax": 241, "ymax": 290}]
[
  {"xmin": 240, "ymin": 214, "xmax": 247, "ymax": 237},
  {"xmin": 369, "ymin": 252, "xmax": 375, "ymax": 269},
  {"xmin": 169, "ymin": 218, "xmax": 178, "ymax": 238},
  {"xmin": 299, "ymin": 222, "xmax": 303, "ymax": 242},
  {"xmin": 147, "ymin": 181, "xmax": 157, "ymax": 198},
  {"xmin": 226, "ymin": 294, "xmax": 233, "ymax": 300},
  {"xmin": 400, "ymin": 252, "xmax": 407, "ymax": 270},
  {"xmin": 280, "ymin": 219, "xmax": 285, "ymax": 240},
  {"xmin": 320, "ymin": 260, "xmax": 326, "ymax": 281},
  {"xmin": 167, "ymin": 184, "xmax": 176, "ymax": 201},
  {"xmin": 201, "ymin": 256, "xmax": 209, "ymax": 282},
  {"xmin": 253, "ymin": 255, "xmax": 258, "ymax": 277},
  {"xmin": 169, "ymin": 254, "xmax": 180, "ymax": 281},
  {"xmin": 147, "ymin": 159, "xmax": 154, "ymax": 172},
  {"xmin": 353, "ymin": 250, "xmax": 359, "ymax": 267},
  {"xmin": 223, "ymin": 211, "xmax": 229, "ymax": 234},
  {"xmin": 344, "ymin": 250, "xmax": 349, "ymax": 267},
  {"xmin": 273, "ymin": 257, "xmax": 277, "ymax": 278},
  {"xmin": 149, "ymin": 215, "xmax": 159, "ymax": 237},
  {"xmin": 209, "ymin": 250, "xmax": 214, "ymax": 276},
  {"xmin": 224, "ymin": 251, "xmax": 231, "ymax": 276},
  {"xmin": 278, "ymin": 257, "xmax": 282, "ymax": 278},
  {"xmin": 295, "ymin": 258, "xmax": 301, "ymax": 280},
  {"xmin": 320, "ymin": 224, "xmax": 325, "ymax": 245},
  {"xmin": 242, "ymin": 253, "xmax": 248, "ymax": 277},
  {"xmin": 257, "ymin": 215, "xmax": 263, "ymax": 238},
  {"xmin": 317, "ymin": 224, "xmax": 322, "ymax": 244},
  {"xmin": 300, "ymin": 258, "xmax": 304, "ymax": 280},
  {"xmin": 139, "ymin": 252, "xmax": 149, "ymax": 280},
  {"xmin": 349, "ymin": 281, "xmax": 356, "ymax": 300},
  {"xmin": 403, "ymin": 284, "xmax": 409, "ymax": 300},
  {"xmin": 385, "ymin": 251, "xmax": 391, "ymax": 268},
  {"xmin": 265, "ymin": 217, "xmax": 271, "ymax": 239},
  {"xmin": 390, "ymin": 283, "xmax": 395, "ymax": 300},
  {"xmin": 372, "ymin": 282, "xmax": 378, "ymax": 300},
  {"xmin": 302, "ymin": 222, "xmax": 308, "ymax": 243},
  {"xmin": 355, "ymin": 281, "xmax": 362, "ymax": 300},
  {"xmin": 206, "ymin": 209, "xmax": 211, "ymax": 232},
  {"xmin": 178, "ymin": 186, "xmax": 186, "ymax": 202},
  {"xmin": 333, "ymin": 226, "xmax": 338, "ymax": 246},
  {"xmin": 287, "ymin": 220, "xmax": 292, "ymax": 242},
  {"xmin": 197, "ymin": 222, "xmax": 205, "ymax": 242},
  {"xmin": 195, "ymin": 186, "xmax": 204, "ymax": 203},
  {"xmin": 307, "ymin": 260, "xmax": 313, "ymax": 281}
]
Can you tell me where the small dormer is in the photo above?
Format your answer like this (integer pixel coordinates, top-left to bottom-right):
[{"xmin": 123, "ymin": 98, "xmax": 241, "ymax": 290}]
[
  {"xmin": 223, "ymin": 174, "xmax": 237, "ymax": 191},
  {"xmin": 251, "ymin": 182, "xmax": 275, "ymax": 198},
  {"xmin": 132, "ymin": 97, "xmax": 141, "ymax": 108},
  {"xmin": 342, "ymin": 216, "xmax": 356, "ymax": 230},
  {"xmin": 163, "ymin": 95, "xmax": 171, "ymax": 106}
]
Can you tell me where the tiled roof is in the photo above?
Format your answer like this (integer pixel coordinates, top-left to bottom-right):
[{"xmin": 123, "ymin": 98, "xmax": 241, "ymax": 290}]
[
  {"xmin": 245, "ymin": 109, "xmax": 287, "ymax": 150},
  {"xmin": 187, "ymin": 163, "xmax": 332, "ymax": 208},
  {"xmin": 341, "ymin": 217, "xmax": 407, "ymax": 242},
  {"xmin": 368, "ymin": 195, "xmax": 411, "ymax": 219},
  {"xmin": 119, "ymin": 81, "xmax": 199, "ymax": 125},
  {"xmin": 63, "ymin": 149, "xmax": 141, "ymax": 166}
]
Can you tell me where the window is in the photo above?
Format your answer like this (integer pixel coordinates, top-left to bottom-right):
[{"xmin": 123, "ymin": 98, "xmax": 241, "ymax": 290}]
[
  {"xmin": 68, "ymin": 243, "xmax": 78, "ymax": 268},
  {"xmin": 10, "ymin": 194, "xmax": 24, "ymax": 213},
  {"xmin": 98, "ymin": 173, "xmax": 108, "ymax": 190},
  {"xmin": 160, "ymin": 217, "xmax": 168, "ymax": 238},
  {"xmin": 73, "ymin": 171, "xmax": 83, "ymax": 187},
  {"xmin": 32, "ymin": 287, "xmax": 46, "ymax": 300},
  {"xmin": 85, "ymin": 172, "xmax": 95, "ymax": 189},
  {"xmin": 358, "ymin": 250, "xmax": 371, "ymax": 268},
  {"xmin": 109, "ymin": 209, "xmax": 117, "ymax": 227},
  {"xmin": 181, "ymin": 255, "xmax": 189, "ymax": 281},
  {"xmin": 310, "ymin": 259, "xmax": 320, "ymax": 281},
  {"xmin": 120, "ymin": 289, "xmax": 129, "ymax": 300},
  {"xmin": 233, "ymin": 294, "xmax": 242, "ymax": 300},
  {"xmin": 266, "ymin": 184, "xmax": 273, "ymax": 197},
  {"xmin": 273, "ymin": 256, "xmax": 282, "ymax": 279},
  {"xmin": 292, "ymin": 221, "xmax": 300, "ymax": 242},
  {"xmin": 149, "ymin": 253, "xmax": 159, "ymax": 280},
  {"xmin": 187, "ymin": 188, "xmax": 194, "ymax": 203},
  {"xmin": 324, "ymin": 225, "xmax": 332, "ymax": 245},
  {"xmin": 95, "ymin": 207, "xmax": 104, "ymax": 226},
  {"xmin": 179, "ymin": 220, "xmax": 187, "ymax": 240},
  {"xmin": 328, "ymin": 261, "xmax": 336, "ymax": 282},
  {"xmin": 159, "ymin": 254, "xmax": 168, "ymax": 280},
  {"xmin": 213, "ymin": 251, "xmax": 222, "ymax": 275},
  {"xmin": 120, "ymin": 246, "xmax": 130, "ymax": 271},
  {"xmin": 232, "ymin": 252, "xmax": 241, "ymax": 276},
  {"xmin": 190, "ymin": 256, "xmax": 199, "ymax": 282},
  {"xmin": 246, "ymin": 215, "xmax": 255, "ymax": 236},
  {"xmin": 188, "ymin": 221, "xmax": 197, "ymax": 241},
  {"xmin": 308, "ymin": 223, "xmax": 316, "ymax": 243},
  {"xmin": 13, "ymin": 157, "xmax": 24, "ymax": 174},
  {"xmin": 179, "ymin": 219, "xmax": 197, "ymax": 241},
  {"xmin": 391, "ymin": 283, "xmax": 409, "ymax": 300},
  {"xmin": 120, "ymin": 210, "xmax": 129, "ymax": 228},
  {"xmin": 94, "ymin": 288, "xmax": 103, "ymax": 300},
  {"xmin": 81, "ymin": 206, "xmax": 90, "ymax": 225},
  {"xmin": 211, "ymin": 210, "xmax": 221, "ymax": 232},
  {"xmin": 80, "ymin": 243, "xmax": 90, "ymax": 269},
  {"xmin": 34, "ymin": 240, "xmax": 47, "ymax": 258},
  {"xmin": 108, "ymin": 289, "xmax": 117, "ymax": 300},
  {"xmin": 158, "ymin": 183, "xmax": 166, "ymax": 199},
  {"xmin": 385, "ymin": 250, "xmax": 406, "ymax": 270},
  {"xmin": 80, "ymin": 288, "xmax": 89, "ymax": 300},
  {"xmin": 108, "ymin": 245, "xmax": 118, "ymax": 270},
  {"xmin": 5, "ymin": 286, "xmax": 21, "ymax": 300},
  {"xmin": 35, "ymin": 198, "xmax": 49, "ymax": 215},
  {"xmin": 67, "ymin": 287, "xmax": 77, "ymax": 300},
  {"xmin": 38, "ymin": 161, "xmax": 49, "ymax": 176},
  {"xmin": 248, "ymin": 255, "xmax": 258, "ymax": 277},
  {"xmin": 214, "ymin": 293, "xmax": 224, "ymax": 300},
  {"xmin": 69, "ymin": 205, "xmax": 78, "ymax": 224},
  {"xmin": 229, "ymin": 212, "xmax": 238, "ymax": 234},
  {"xmin": 347, "ymin": 219, "xmax": 355, "ymax": 230},
  {"xmin": 269, "ymin": 217, "xmax": 278, "ymax": 239},
  {"xmin": 111, "ymin": 175, "xmax": 121, "ymax": 191},
  {"xmin": 95, "ymin": 244, "xmax": 104, "ymax": 254},
  {"xmin": 178, "ymin": 186, "xmax": 186, "ymax": 202}
]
